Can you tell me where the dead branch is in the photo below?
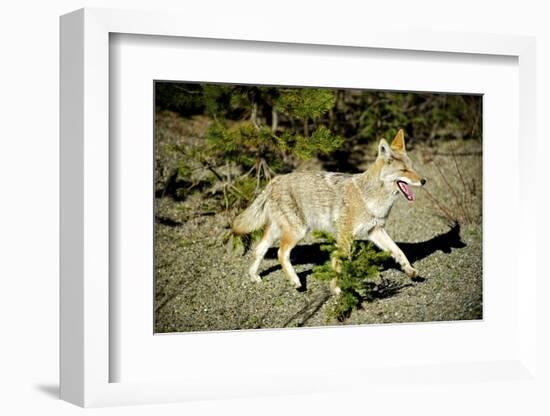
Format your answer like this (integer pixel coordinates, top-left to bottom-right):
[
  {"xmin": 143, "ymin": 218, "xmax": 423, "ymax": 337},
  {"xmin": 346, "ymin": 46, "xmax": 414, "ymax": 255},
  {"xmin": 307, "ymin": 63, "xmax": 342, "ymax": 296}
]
[
  {"xmin": 422, "ymin": 187, "xmax": 457, "ymax": 225},
  {"xmin": 433, "ymin": 160, "xmax": 470, "ymax": 223},
  {"xmin": 450, "ymin": 146, "xmax": 472, "ymax": 223}
]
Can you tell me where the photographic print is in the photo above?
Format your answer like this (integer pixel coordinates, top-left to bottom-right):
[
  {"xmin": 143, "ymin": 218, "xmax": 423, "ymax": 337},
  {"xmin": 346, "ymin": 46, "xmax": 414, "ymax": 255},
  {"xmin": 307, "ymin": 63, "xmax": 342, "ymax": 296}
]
[{"xmin": 154, "ymin": 82, "xmax": 482, "ymax": 333}]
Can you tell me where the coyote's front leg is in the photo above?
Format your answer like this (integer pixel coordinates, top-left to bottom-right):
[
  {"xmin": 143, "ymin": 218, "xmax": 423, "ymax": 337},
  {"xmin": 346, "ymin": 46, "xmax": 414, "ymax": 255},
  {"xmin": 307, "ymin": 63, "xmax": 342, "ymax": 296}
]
[{"xmin": 368, "ymin": 227, "xmax": 418, "ymax": 278}]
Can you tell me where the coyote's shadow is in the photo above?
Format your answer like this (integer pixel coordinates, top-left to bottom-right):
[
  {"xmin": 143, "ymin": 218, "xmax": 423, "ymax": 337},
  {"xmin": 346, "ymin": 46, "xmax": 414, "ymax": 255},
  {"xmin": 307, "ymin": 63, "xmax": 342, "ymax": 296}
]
[
  {"xmin": 262, "ymin": 223, "xmax": 466, "ymax": 284},
  {"xmin": 397, "ymin": 222, "xmax": 466, "ymax": 263}
]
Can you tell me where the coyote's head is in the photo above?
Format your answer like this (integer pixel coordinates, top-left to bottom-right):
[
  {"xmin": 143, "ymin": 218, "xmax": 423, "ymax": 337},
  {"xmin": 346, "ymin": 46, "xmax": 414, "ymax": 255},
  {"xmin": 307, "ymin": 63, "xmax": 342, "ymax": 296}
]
[{"xmin": 377, "ymin": 129, "xmax": 426, "ymax": 202}]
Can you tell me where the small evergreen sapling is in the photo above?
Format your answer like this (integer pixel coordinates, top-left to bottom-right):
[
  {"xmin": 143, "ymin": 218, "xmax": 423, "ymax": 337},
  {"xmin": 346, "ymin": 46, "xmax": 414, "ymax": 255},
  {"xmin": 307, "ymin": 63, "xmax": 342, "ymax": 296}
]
[{"xmin": 312, "ymin": 231, "xmax": 392, "ymax": 321}]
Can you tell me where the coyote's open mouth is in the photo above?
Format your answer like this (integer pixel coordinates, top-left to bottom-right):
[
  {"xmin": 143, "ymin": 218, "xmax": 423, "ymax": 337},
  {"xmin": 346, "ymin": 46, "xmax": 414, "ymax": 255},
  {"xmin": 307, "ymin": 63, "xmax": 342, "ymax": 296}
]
[{"xmin": 397, "ymin": 180, "xmax": 415, "ymax": 201}]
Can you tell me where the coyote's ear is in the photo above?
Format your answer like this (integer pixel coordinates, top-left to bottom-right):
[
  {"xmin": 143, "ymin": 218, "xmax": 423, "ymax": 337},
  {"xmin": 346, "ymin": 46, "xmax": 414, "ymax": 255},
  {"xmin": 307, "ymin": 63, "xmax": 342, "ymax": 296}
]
[
  {"xmin": 378, "ymin": 139, "xmax": 391, "ymax": 161},
  {"xmin": 391, "ymin": 129, "xmax": 406, "ymax": 151}
]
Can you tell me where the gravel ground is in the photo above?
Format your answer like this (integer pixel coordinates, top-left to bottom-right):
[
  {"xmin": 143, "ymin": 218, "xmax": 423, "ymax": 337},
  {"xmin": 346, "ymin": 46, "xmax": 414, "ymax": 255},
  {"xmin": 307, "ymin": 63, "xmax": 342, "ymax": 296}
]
[{"xmin": 154, "ymin": 116, "xmax": 482, "ymax": 333}]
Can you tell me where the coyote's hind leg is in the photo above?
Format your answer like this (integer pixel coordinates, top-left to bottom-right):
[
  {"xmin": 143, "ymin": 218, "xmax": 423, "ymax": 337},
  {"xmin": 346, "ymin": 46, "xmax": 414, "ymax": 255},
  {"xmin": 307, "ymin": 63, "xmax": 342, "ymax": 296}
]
[
  {"xmin": 278, "ymin": 228, "xmax": 306, "ymax": 288},
  {"xmin": 249, "ymin": 223, "xmax": 279, "ymax": 282}
]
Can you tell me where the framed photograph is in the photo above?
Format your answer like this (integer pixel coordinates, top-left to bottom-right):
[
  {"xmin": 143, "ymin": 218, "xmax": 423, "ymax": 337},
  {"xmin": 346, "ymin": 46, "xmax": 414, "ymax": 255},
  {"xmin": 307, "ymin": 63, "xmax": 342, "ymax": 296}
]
[
  {"xmin": 152, "ymin": 81, "xmax": 483, "ymax": 332},
  {"xmin": 60, "ymin": 7, "xmax": 538, "ymax": 408}
]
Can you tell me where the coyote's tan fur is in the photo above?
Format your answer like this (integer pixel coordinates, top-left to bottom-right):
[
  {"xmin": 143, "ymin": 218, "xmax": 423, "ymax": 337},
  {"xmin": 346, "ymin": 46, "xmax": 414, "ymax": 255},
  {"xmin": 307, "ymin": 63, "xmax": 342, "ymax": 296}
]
[{"xmin": 232, "ymin": 129, "xmax": 426, "ymax": 291}]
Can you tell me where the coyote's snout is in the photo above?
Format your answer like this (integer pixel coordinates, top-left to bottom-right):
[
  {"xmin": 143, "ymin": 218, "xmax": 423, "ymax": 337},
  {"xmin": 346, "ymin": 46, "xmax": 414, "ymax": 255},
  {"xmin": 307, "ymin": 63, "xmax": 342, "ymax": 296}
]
[{"xmin": 232, "ymin": 129, "xmax": 426, "ymax": 292}]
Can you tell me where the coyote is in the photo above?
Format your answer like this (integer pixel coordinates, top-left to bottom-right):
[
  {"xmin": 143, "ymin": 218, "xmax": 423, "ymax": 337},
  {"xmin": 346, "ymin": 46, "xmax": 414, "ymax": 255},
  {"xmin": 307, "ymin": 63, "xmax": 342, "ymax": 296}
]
[{"xmin": 232, "ymin": 129, "xmax": 426, "ymax": 291}]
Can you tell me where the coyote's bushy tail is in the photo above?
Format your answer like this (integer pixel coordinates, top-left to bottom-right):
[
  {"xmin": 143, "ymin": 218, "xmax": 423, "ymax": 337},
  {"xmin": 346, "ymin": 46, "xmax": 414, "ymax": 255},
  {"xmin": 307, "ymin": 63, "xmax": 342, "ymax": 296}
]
[{"xmin": 232, "ymin": 186, "xmax": 270, "ymax": 235}]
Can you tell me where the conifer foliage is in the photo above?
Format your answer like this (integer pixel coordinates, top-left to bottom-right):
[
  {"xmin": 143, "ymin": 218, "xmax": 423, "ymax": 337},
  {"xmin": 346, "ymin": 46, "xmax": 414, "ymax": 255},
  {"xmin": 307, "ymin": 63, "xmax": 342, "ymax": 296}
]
[
  {"xmin": 204, "ymin": 85, "xmax": 343, "ymax": 173},
  {"xmin": 311, "ymin": 232, "xmax": 393, "ymax": 321}
]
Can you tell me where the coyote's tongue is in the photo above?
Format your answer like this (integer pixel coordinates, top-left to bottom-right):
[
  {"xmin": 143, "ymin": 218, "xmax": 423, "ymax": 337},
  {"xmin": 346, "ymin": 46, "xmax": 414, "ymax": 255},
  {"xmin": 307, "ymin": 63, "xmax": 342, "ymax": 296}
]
[{"xmin": 398, "ymin": 181, "xmax": 415, "ymax": 201}]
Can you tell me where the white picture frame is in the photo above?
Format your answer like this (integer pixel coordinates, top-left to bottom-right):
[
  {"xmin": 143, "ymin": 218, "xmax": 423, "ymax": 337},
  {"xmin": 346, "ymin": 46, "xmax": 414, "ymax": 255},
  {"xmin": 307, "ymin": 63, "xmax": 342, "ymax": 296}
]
[{"xmin": 60, "ymin": 7, "xmax": 538, "ymax": 408}]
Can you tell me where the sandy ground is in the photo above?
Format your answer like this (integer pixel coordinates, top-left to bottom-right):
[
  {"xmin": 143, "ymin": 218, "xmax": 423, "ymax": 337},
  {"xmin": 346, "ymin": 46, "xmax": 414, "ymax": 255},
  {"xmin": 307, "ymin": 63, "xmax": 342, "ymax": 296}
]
[{"xmin": 154, "ymin": 114, "xmax": 482, "ymax": 333}]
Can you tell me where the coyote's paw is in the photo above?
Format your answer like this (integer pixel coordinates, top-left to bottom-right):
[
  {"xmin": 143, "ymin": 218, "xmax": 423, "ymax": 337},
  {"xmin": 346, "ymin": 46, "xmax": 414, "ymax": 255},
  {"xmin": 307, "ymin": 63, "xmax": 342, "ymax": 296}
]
[
  {"xmin": 293, "ymin": 281, "xmax": 303, "ymax": 290},
  {"xmin": 330, "ymin": 279, "xmax": 342, "ymax": 296},
  {"xmin": 249, "ymin": 272, "xmax": 262, "ymax": 283},
  {"xmin": 404, "ymin": 265, "xmax": 418, "ymax": 278}
]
